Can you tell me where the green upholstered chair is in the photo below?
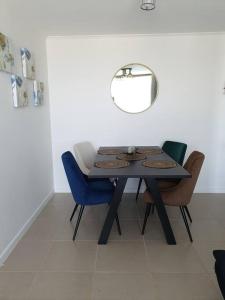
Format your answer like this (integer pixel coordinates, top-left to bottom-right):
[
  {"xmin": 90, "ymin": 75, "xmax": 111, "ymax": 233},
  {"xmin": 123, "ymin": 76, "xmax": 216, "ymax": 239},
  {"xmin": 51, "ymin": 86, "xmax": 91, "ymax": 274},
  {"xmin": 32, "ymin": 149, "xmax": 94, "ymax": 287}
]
[
  {"xmin": 135, "ymin": 140, "xmax": 188, "ymax": 201},
  {"xmin": 162, "ymin": 141, "xmax": 187, "ymax": 165}
]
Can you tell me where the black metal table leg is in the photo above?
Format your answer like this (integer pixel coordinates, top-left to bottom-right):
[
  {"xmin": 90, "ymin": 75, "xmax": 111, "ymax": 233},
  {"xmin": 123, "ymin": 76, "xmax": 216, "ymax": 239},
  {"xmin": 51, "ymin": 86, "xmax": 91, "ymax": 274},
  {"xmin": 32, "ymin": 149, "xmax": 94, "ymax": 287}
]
[
  {"xmin": 98, "ymin": 177, "xmax": 127, "ymax": 245},
  {"xmin": 144, "ymin": 178, "xmax": 176, "ymax": 245}
]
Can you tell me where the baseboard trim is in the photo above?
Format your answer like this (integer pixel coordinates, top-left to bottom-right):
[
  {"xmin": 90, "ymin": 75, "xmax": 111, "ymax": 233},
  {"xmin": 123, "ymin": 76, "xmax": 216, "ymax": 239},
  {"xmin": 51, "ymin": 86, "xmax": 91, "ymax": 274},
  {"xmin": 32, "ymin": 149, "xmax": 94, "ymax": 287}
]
[
  {"xmin": 0, "ymin": 190, "xmax": 54, "ymax": 267},
  {"xmin": 125, "ymin": 187, "xmax": 225, "ymax": 193},
  {"xmin": 195, "ymin": 187, "xmax": 225, "ymax": 193}
]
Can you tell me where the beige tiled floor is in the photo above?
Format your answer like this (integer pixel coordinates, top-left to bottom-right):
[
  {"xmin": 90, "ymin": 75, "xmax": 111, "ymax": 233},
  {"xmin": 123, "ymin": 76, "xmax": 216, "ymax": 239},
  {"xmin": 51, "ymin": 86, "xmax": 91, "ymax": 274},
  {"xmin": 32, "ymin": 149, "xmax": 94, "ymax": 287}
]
[{"xmin": 0, "ymin": 193, "xmax": 225, "ymax": 299}]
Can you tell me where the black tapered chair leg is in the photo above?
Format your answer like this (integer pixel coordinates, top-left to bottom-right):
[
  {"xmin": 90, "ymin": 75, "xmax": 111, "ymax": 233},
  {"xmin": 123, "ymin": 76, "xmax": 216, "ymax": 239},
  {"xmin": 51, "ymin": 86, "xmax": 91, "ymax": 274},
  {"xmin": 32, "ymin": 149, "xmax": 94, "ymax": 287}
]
[
  {"xmin": 115, "ymin": 213, "xmax": 122, "ymax": 235},
  {"xmin": 73, "ymin": 205, "xmax": 85, "ymax": 241},
  {"xmin": 141, "ymin": 203, "xmax": 152, "ymax": 235},
  {"xmin": 113, "ymin": 178, "xmax": 118, "ymax": 186},
  {"xmin": 135, "ymin": 178, "xmax": 143, "ymax": 201},
  {"xmin": 184, "ymin": 205, "xmax": 192, "ymax": 223},
  {"xmin": 70, "ymin": 203, "xmax": 79, "ymax": 222},
  {"xmin": 180, "ymin": 206, "xmax": 193, "ymax": 242}
]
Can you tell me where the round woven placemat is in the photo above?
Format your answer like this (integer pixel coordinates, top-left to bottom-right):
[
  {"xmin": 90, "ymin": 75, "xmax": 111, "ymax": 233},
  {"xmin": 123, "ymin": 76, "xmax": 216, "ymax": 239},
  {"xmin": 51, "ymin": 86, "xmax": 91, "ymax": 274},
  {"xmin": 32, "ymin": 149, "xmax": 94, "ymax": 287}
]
[
  {"xmin": 98, "ymin": 149, "xmax": 122, "ymax": 155},
  {"xmin": 143, "ymin": 160, "xmax": 177, "ymax": 169},
  {"xmin": 136, "ymin": 148, "xmax": 162, "ymax": 155},
  {"xmin": 117, "ymin": 153, "xmax": 146, "ymax": 161},
  {"xmin": 95, "ymin": 160, "xmax": 130, "ymax": 169}
]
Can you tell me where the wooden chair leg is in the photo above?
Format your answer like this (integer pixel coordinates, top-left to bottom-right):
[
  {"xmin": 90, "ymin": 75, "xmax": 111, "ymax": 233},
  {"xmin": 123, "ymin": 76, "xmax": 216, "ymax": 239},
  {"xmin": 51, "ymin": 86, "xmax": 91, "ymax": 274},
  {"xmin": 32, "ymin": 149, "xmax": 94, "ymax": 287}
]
[
  {"xmin": 180, "ymin": 206, "xmax": 193, "ymax": 242},
  {"xmin": 115, "ymin": 213, "xmax": 122, "ymax": 235},
  {"xmin": 141, "ymin": 203, "xmax": 152, "ymax": 235},
  {"xmin": 73, "ymin": 205, "xmax": 85, "ymax": 241},
  {"xmin": 70, "ymin": 203, "xmax": 79, "ymax": 222},
  {"xmin": 184, "ymin": 205, "xmax": 192, "ymax": 223},
  {"xmin": 136, "ymin": 178, "xmax": 143, "ymax": 201}
]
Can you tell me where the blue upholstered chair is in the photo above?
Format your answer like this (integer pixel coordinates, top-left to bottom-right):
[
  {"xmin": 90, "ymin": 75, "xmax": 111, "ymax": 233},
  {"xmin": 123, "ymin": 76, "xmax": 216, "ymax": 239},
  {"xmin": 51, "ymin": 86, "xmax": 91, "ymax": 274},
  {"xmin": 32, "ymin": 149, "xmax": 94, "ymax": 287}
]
[{"xmin": 61, "ymin": 151, "xmax": 121, "ymax": 241}]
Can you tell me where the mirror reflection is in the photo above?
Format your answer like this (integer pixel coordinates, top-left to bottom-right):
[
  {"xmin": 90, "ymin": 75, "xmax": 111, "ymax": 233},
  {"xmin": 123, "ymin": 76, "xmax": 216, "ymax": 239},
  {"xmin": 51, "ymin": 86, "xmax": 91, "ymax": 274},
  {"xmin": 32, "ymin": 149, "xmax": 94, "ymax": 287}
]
[{"xmin": 111, "ymin": 64, "xmax": 158, "ymax": 114}]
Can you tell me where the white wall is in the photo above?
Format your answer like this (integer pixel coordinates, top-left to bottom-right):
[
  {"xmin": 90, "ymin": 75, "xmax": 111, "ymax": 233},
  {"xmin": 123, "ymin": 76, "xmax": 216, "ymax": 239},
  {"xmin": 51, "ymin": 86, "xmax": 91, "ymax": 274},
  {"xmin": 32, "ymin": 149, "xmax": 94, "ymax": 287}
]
[
  {"xmin": 0, "ymin": 6, "xmax": 53, "ymax": 263},
  {"xmin": 47, "ymin": 34, "xmax": 225, "ymax": 193}
]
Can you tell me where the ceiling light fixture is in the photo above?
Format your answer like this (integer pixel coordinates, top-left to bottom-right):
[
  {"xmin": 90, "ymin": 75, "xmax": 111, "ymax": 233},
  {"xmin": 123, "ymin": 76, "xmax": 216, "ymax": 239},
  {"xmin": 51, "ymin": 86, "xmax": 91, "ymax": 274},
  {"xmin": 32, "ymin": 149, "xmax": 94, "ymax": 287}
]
[{"xmin": 140, "ymin": 0, "xmax": 156, "ymax": 11}]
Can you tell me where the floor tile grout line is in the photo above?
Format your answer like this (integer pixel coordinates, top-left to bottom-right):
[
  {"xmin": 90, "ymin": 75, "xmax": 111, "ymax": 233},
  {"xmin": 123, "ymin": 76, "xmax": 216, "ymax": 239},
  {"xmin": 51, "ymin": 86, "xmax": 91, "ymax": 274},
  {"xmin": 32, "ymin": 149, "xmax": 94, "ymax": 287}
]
[
  {"xmin": 0, "ymin": 269, "xmax": 214, "ymax": 275},
  {"xmin": 0, "ymin": 270, "xmax": 97, "ymax": 273},
  {"xmin": 137, "ymin": 215, "xmax": 151, "ymax": 273},
  {"xmin": 141, "ymin": 220, "xmax": 161, "ymax": 300},
  {"xmin": 0, "ymin": 195, "xmax": 224, "ymax": 290},
  {"xmin": 90, "ymin": 244, "xmax": 99, "ymax": 300},
  {"xmin": 24, "ymin": 270, "xmax": 39, "ymax": 299},
  {"xmin": 192, "ymin": 241, "xmax": 222, "ymax": 288}
]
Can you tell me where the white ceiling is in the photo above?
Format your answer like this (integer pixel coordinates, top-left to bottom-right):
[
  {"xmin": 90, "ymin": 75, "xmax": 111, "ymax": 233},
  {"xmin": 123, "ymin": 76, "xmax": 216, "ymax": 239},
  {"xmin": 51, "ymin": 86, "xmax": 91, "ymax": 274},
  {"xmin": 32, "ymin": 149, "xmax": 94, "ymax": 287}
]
[{"xmin": 3, "ymin": 0, "xmax": 225, "ymax": 36}]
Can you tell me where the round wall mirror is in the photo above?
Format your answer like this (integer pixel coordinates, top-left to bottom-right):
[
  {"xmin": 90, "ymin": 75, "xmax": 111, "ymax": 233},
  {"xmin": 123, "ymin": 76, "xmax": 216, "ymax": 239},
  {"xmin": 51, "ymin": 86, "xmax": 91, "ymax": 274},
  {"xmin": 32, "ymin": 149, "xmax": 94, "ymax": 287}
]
[{"xmin": 111, "ymin": 63, "xmax": 158, "ymax": 114}]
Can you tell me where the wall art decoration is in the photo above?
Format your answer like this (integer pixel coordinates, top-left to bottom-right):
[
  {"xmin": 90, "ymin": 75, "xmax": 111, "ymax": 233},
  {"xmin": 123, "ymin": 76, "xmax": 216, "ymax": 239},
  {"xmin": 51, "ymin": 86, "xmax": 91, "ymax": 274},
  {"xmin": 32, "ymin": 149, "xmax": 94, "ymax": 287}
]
[
  {"xmin": 11, "ymin": 75, "xmax": 28, "ymax": 108},
  {"xmin": 33, "ymin": 80, "xmax": 44, "ymax": 106},
  {"xmin": 20, "ymin": 48, "xmax": 35, "ymax": 79},
  {"xmin": 0, "ymin": 32, "xmax": 14, "ymax": 73}
]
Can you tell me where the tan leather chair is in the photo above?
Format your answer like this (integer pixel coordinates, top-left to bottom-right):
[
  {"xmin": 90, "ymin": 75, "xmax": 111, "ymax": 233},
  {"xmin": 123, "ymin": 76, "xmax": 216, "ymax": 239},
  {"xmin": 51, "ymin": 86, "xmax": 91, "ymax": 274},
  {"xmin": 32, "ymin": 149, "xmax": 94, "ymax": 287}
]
[{"xmin": 142, "ymin": 151, "xmax": 205, "ymax": 242}]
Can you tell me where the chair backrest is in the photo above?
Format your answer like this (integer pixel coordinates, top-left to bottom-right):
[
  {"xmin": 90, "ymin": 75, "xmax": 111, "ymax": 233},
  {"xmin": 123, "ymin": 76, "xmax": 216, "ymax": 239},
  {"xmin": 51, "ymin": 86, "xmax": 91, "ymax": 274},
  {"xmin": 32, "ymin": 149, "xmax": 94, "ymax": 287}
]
[
  {"xmin": 172, "ymin": 151, "xmax": 205, "ymax": 205},
  {"xmin": 61, "ymin": 151, "xmax": 88, "ymax": 205},
  {"xmin": 73, "ymin": 142, "xmax": 96, "ymax": 175},
  {"xmin": 162, "ymin": 141, "xmax": 187, "ymax": 165}
]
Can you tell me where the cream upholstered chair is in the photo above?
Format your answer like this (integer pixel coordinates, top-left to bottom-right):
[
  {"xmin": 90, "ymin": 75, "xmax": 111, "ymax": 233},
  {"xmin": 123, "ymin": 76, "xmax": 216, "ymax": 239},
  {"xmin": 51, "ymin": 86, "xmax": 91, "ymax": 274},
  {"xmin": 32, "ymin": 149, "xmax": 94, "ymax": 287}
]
[
  {"xmin": 73, "ymin": 141, "xmax": 96, "ymax": 175},
  {"xmin": 73, "ymin": 141, "xmax": 116, "ymax": 186},
  {"xmin": 141, "ymin": 151, "xmax": 205, "ymax": 242}
]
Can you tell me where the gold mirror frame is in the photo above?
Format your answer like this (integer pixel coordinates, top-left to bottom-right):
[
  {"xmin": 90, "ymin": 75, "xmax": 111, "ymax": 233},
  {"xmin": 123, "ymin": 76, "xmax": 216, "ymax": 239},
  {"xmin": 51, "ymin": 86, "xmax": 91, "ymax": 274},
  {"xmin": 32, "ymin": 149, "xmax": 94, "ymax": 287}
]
[{"xmin": 111, "ymin": 63, "xmax": 158, "ymax": 114}]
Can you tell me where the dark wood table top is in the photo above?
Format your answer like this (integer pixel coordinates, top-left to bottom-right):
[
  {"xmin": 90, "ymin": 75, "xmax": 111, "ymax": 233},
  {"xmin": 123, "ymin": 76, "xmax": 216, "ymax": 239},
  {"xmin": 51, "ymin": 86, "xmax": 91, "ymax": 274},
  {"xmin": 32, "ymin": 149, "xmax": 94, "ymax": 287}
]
[{"xmin": 89, "ymin": 146, "xmax": 191, "ymax": 179}]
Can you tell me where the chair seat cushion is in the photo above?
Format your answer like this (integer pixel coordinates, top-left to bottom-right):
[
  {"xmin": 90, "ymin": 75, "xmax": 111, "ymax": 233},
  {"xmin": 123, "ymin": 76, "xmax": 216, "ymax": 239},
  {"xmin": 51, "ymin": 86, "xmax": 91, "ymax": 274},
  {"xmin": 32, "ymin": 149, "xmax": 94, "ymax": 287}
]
[
  {"xmin": 144, "ymin": 151, "xmax": 205, "ymax": 208},
  {"xmin": 143, "ymin": 189, "xmax": 186, "ymax": 207},
  {"xmin": 158, "ymin": 179, "xmax": 179, "ymax": 191},
  {"xmin": 85, "ymin": 188, "xmax": 114, "ymax": 206},
  {"xmin": 87, "ymin": 178, "xmax": 114, "ymax": 191}
]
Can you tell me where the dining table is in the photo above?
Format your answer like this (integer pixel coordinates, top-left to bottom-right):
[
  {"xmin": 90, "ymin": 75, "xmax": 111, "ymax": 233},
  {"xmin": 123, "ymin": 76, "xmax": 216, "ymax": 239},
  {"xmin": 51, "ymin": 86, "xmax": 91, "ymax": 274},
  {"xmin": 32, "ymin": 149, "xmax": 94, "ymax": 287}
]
[{"xmin": 88, "ymin": 146, "xmax": 191, "ymax": 245}]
